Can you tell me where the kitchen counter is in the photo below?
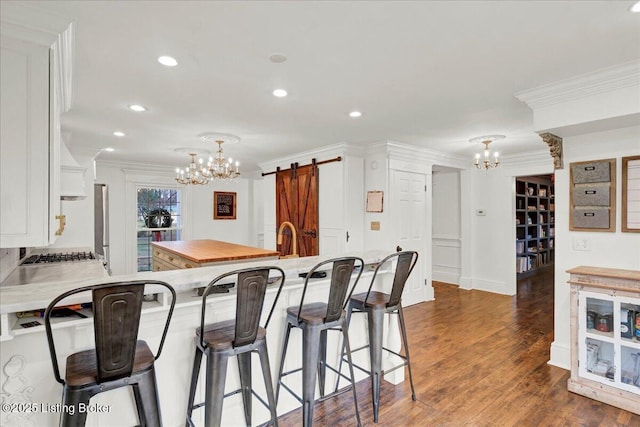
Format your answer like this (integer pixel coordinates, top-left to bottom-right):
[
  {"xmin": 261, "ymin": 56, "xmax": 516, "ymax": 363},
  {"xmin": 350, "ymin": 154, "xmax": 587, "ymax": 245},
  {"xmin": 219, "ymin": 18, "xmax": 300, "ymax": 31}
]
[
  {"xmin": 0, "ymin": 261, "xmax": 108, "ymax": 287},
  {"xmin": 0, "ymin": 249, "xmax": 405, "ymax": 427},
  {"xmin": 151, "ymin": 239, "xmax": 280, "ymax": 270}
]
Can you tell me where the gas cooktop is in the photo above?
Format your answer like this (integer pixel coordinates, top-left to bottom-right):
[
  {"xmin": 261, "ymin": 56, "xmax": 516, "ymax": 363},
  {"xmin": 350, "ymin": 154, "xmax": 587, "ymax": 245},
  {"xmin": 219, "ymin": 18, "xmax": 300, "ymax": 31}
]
[{"xmin": 21, "ymin": 251, "xmax": 96, "ymax": 265}]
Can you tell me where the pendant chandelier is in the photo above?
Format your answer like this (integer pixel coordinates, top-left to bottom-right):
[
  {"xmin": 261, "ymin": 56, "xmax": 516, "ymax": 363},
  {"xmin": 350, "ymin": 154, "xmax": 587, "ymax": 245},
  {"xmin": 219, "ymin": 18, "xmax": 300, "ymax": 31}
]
[
  {"xmin": 470, "ymin": 135, "xmax": 505, "ymax": 171},
  {"xmin": 175, "ymin": 135, "xmax": 240, "ymax": 185}
]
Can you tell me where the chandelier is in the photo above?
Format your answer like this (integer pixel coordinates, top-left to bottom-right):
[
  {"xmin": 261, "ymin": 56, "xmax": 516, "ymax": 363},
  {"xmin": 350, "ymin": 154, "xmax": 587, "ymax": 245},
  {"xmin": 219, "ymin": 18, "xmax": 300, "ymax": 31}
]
[
  {"xmin": 175, "ymin": 139, "xmax": 240, "ymax": 185},
  {"xmin": 470, "ymin": 135, "xmax": 505, "ymax": 171}
]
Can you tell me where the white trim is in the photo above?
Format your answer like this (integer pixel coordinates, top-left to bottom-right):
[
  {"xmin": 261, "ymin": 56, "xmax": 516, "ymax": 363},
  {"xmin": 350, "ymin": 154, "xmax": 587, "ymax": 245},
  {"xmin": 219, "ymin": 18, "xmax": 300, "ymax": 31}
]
[
  {"xmin": 549, "ymin": 341, "xmax": 571, "ymax": 370},
  {"xmin": 515, "ymin": 60, "xmax": 640, "ymax": 109}
]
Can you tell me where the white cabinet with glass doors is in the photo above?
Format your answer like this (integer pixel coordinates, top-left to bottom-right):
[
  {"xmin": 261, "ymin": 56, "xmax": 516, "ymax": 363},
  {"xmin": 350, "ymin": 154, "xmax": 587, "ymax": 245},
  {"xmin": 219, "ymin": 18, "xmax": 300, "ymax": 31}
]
[{"xmin": 568, "ymin": 266, "xmax": 640, "ymax": 415}]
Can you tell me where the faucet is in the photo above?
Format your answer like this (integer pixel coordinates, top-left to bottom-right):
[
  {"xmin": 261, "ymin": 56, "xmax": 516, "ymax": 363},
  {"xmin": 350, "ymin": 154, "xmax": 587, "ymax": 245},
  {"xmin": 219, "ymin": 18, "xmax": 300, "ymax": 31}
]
[{"xmin": 277, "ymin": 221, "xmax": 299, "ymax": 259}]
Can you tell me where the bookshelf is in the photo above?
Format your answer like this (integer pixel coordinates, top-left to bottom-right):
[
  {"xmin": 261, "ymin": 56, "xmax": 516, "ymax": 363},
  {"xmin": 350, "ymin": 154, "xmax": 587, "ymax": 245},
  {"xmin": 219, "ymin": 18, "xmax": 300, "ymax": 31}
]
[{"xmin": 516, "ymin": 175, "xmax": 555, "ymax": 275}]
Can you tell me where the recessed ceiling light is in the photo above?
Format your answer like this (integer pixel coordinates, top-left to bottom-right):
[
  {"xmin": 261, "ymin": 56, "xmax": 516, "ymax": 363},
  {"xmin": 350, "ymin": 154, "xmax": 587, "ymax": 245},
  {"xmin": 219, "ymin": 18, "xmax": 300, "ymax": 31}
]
[
  {"xmin": 113, "ymin": 131, "xmax": 125, "ymax": 137},
  {"xmin": 104, "ymin": 147, "xmax": 115, "ymax": 152},
  {"xmin": 631, "ymin": 1, "xmax": 640, "ymax": 12},
  {"xmin": 269, "ymin": 53, "xmax": 287, "ymax": 63},
  {"xmin": 158, "ymin": 56, "xmax": 178, "ymax": 67},
  {"xmin": 273, "ymin": 89, "xmax": 288, "ymax": 98},
  {"xmin": 349, "ymin": 111, "xmax": 362, "ymax": 118},
  {"xmin": 128, "ymin": 104, "xmax": 147, "ymax": 112}
]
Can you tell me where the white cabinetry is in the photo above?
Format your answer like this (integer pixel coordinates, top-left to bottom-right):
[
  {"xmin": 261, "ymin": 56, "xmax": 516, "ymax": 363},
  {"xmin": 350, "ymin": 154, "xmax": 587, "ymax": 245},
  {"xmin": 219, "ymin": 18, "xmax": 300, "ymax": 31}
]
[
  {"xmin": 568, "ymin": 266, "xmax": 640, "ymax": 414},
  {"xmin": 0, "ymin": 4, "xmax": 73, "ymax": 247}
]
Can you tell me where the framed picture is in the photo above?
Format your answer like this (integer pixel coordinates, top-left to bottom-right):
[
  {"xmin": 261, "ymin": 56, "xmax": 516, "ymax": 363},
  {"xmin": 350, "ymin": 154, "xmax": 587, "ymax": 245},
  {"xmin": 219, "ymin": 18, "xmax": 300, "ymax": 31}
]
[
  {"xmin": 622, "ymin": 155, "xmax": 640, "ymax": 233},
  {"xmin": 213, "ymin": 191, "xmax": 236, "ymax": 220},
  {"xmin": 366, "ymin": 191, "xmax": 384, "ymax": 212}
]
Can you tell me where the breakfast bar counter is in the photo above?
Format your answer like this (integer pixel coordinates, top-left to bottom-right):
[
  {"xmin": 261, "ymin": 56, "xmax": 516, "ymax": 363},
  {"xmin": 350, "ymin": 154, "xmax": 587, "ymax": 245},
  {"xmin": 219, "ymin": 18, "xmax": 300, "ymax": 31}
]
[{"xmin": 0, "ymin": 250, "xmax": 407, "ymax": 426}]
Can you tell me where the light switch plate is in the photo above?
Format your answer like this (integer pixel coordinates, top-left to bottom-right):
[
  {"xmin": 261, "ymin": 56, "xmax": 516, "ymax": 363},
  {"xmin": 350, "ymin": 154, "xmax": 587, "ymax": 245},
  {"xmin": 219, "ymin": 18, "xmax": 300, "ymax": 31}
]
[{"xmin": 572, "ymin": 237, "xmax": 592, "ymax": 251}]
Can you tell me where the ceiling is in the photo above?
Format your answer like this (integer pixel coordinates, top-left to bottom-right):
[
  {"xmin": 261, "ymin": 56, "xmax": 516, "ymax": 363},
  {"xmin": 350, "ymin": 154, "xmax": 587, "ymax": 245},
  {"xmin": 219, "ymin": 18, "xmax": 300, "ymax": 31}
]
[{"xmin": 22, "ymin": 1, "xmax": 640, "ymax": 172}]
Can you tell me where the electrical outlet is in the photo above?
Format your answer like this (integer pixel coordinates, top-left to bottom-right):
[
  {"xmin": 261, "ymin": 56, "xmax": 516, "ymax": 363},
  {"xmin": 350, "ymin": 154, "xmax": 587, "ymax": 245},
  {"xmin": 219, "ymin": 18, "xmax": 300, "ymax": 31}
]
[{"xmin": 572, "ymin": 237, "xmax": 592, "ymax": 251}]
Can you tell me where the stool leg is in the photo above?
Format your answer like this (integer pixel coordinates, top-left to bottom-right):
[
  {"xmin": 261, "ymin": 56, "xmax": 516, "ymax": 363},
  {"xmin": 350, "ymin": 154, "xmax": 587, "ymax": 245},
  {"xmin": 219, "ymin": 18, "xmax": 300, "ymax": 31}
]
[
  {"xmin": 317, "ymin": 329, "xmax": 327, "ymax": 397},
  {"xmin": 132, "ymin": 366, "xmax": 162, "ymax": 427},
  {"xmin": 302, "ymin": 325, "xmax": 321, "ymax": 427},
  {"xmin": 341, "ymin": 319, "xmax": 362, "ymax": 427},
  {"xmin": 60, "ymin": 386, "xmax": 91, "ymax": 427},
  {"xmin": 237, "ymin": 352, "xmax": 252, "ymax": 426},
  {"xmin": 258, "ymin": 341, "xmax": 279, "ymax": 427},
  {"xmin": 204, "ymin": 351, "xmax": 229, "ymax": 427},
  {"xmin": 397, "ymin": 306, "xmax": 416, "ymax": 401},
  {"xmin": 334, "ymin": 303, "xmax": 354, "ymax": 393},
  {"xmin": 186, "ymin": 347, "xmax": 204, "ymax": 426},
  {"xmin": 275, "ymin": 322, "xmax": 292, "ymax": 404},
  {"xmin": 367, "ymin": 307, "xmax": 384, "ymax": 423}
]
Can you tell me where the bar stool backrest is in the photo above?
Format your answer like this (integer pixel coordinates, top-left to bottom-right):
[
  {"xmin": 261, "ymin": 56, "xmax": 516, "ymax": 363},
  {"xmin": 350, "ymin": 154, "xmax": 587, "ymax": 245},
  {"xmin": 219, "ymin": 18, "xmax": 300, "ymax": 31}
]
[
  {"xmin": 93, "ymin": 283, "xmax": 144, "ymax": 382},
  {"xmin": 45, "ymin": 280, "xmax": 177, "ymax": 385},
  {"xmin": 365, "ymin": 251, "xmax": 418, "ymax": 308},
  {"xmin": 199, "ymin": 266, "xmax": 286, "ymax": 348},
  {"xmin": 297, "ymin": 257, "xmax": 364, "ymax": 323}
]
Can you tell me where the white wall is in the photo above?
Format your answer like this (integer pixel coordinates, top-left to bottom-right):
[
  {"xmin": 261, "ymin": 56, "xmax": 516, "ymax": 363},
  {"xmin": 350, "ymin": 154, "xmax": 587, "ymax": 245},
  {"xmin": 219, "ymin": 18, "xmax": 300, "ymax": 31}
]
[
  {"xmin": 432, "ymin": 170, "xmax": 461, "ymax": 284},
  {"xmin": 550, "ymin": 125, "xmax": 640, "ymax": 369}
]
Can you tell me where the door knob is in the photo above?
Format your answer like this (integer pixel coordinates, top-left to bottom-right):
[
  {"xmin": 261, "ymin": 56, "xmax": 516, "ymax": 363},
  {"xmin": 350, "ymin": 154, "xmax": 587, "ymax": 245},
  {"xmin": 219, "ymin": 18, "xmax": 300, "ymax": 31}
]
[{"xmin": 396, "ymin": 245, "xmax": 403, "ymax": 252}]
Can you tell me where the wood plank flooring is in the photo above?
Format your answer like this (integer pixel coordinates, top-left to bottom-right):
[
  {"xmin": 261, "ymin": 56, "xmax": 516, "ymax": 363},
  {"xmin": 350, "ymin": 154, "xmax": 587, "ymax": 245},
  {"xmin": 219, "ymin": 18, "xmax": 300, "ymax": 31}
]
[{"xmin": 276, "ymin": 266, "xmax": 640, "ymax": 426}]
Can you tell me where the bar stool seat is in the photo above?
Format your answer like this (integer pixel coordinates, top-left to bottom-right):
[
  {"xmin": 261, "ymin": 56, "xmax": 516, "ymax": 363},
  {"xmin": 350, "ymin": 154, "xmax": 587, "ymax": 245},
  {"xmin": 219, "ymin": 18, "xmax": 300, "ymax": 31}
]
[
  {"xmin": 197, "ymin": 320, "xmax": 267, "ymax": 351},
  {"xmin": 45, "ymin": 280, "xmax": 176, "ymax": 427},
  {"xmin": 275, "ymin": 257, "xmax": 364, "ymax": 427},
  {"xmin": 185, "ymin": 266, "xmax": 286, "ymax": 427},
  {"xmin": 338, "ymin": 251, "xmax": 419, "ymax": 423},
  {"xmin": 64, "ymin": 340, "xmax": 154, "ymax": 387}
]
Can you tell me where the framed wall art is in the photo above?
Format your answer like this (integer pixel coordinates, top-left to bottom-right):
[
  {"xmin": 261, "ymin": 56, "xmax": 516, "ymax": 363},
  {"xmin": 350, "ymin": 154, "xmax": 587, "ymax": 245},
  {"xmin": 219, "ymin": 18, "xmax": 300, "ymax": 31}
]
[
  {"xmin": 366, "ymin": 191, "xmax": 384, "ymax": 213},
  {"xmin": 622, "ymin": 155, "xmax": 640, "ymax": 233},
  {"xmin": 213, "ymin": 191, "xmax": 236, "ymax": 220}
]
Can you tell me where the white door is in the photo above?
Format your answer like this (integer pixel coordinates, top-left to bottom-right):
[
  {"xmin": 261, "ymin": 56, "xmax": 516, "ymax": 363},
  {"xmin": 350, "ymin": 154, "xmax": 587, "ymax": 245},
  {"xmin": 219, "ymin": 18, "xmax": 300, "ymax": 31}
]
[{"xmin": 391, "ymin": 170, "xmax": 427, "ymax": 306}]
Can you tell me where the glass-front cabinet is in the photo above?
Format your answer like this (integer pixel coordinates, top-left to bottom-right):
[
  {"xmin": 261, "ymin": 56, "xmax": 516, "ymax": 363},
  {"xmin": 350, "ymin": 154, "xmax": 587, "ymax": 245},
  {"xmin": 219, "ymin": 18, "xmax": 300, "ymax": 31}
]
[{"xmin": 568, "ymin": 267, "xmax": 640, "ymax": 414}]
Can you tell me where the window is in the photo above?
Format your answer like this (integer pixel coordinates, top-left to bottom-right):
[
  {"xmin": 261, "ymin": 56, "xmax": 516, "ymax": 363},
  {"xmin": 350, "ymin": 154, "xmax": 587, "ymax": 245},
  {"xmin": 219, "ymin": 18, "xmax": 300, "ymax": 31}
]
[{"xmin": 136, "ymin": 187, "xmax": 182, "ymax": 271}]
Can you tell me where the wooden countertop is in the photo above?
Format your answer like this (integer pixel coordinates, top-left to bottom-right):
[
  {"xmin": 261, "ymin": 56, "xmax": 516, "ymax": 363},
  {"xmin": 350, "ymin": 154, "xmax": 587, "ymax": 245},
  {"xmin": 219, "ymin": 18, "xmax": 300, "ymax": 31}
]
[
  {"xmin": 151, "ymin": 239, "xmax": 280, "ymax": 263},
  {"xmin": 567, "ymin": 266, "xmax": 640, "ymax": 281}
]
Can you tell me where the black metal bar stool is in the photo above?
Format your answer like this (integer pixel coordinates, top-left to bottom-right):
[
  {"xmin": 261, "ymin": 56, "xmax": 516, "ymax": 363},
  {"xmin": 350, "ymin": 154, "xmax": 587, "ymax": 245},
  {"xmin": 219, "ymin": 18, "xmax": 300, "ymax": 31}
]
[
  {"xmin": 185, "ymin": 266, "xmax": 286, "ymax": 427},
  {"xmin": 275, "ymin": 256, "xmax": 364, "ymax": 427},
  {"xmin": 337, "ymin": 251, "xmax": 419, "ymax": 423},
  {"xmin": 44, "ymin": 280, "xmax": 177, "ymax": 427}
]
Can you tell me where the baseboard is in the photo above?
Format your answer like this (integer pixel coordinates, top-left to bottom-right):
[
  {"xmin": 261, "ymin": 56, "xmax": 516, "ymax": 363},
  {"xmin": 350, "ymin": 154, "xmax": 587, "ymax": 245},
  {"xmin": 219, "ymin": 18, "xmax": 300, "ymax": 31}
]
[
  {"xmin": 549, "ymin": 341, "xmax": 571, "ymax": 370},
  {"xmin": 432, "ymin": 271, "xmax": 460, "ymax": 285}
]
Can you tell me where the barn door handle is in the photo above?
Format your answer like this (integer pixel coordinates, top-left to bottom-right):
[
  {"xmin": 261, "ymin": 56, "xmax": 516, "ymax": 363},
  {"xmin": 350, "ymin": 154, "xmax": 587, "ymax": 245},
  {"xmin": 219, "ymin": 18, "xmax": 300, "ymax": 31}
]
[{"xmin": 302, "ymin": 229, "xmax": 317, "ymax": 238}]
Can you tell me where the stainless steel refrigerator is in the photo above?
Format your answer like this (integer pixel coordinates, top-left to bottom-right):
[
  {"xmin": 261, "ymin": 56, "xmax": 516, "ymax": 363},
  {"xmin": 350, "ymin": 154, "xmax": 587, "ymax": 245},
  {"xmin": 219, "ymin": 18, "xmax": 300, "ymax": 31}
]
[{"xmin": 94, "ymin": 183, "xmax": 112, "ymax": 275}]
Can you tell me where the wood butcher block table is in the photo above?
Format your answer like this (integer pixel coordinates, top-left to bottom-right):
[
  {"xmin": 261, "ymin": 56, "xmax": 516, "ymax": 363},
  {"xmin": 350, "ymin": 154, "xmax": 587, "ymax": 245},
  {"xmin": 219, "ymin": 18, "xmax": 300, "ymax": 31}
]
[{"xmin": 151, "ymin": 239, "xmax": 280, "ymax": 271}]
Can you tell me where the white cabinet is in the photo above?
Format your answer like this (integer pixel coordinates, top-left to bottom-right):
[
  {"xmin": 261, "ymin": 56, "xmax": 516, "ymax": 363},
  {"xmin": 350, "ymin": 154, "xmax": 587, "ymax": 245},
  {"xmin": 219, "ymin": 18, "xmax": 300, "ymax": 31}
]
[
  {"xmin": 568, "ymin": 266, "xmax": 640, "ymax": 414},
  {"xmin": 0, "ymin": 4, "xmax": 72, "ymax": 247}
]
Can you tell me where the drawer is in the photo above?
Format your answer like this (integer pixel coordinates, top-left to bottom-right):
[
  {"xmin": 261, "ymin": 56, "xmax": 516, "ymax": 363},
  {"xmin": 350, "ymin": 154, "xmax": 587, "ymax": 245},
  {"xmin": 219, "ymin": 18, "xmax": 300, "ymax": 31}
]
[
  {"xmin": 153, "ymin": 249, "xmax": 199, "ymax": 269},
  {"xmin": 572, "ymin": 161, "xmax": 610, "ymax": 184},
  {"xmin": 573, "ymin": 185, "xmax": 610, "ymax": 206},
  {"xmin": 153, "ymin": 257, "xmax": 176, "ymax": 272},
  {"xmin": 572, "ymin": 208, "xmax": 610, "ymax": 229}
]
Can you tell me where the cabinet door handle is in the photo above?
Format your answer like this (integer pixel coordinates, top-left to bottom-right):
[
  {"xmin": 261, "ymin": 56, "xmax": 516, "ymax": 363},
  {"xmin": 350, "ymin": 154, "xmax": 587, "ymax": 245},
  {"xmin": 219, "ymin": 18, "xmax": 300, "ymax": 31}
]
[{"xmin": 55, "ymin": 215, "xmax": 66, "ymax": 236}]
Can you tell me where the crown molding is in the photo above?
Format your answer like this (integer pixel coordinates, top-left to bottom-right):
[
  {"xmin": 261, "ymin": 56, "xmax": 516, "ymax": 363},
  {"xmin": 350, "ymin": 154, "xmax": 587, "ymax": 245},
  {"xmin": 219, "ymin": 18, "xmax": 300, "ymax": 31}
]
[
  {"xmin": 0, "ymin": 2, "xmax": 71, "ymax": 46},
  {"xmin": 365, "ymin": 140, "xmax": 468, "ymax": 170},
  {"xmin": 515, "ymin": 60, "xmax": 640, "ymax": 110},
  {"xmin": 257, "ymin": 142, "xmax": 364, "ymax": 172}
]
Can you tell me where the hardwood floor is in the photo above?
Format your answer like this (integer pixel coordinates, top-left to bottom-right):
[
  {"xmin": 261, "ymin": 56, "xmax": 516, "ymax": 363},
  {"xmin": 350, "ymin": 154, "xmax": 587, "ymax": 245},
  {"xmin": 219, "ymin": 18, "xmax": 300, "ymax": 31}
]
[{"xmin": 277, "ymin": 267, "xmax": 640, "ymax": 426}]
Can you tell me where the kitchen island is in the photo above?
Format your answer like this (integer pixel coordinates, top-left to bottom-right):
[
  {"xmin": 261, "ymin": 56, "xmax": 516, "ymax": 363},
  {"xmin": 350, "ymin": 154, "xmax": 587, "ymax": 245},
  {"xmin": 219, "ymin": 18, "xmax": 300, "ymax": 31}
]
[
  {"xmin": 151, "ymin": 239, "xmax": 280, "ymax": 271},
  {"xmin": 0, "ymin": 250, "xmax": 407, "ymax": 427}
]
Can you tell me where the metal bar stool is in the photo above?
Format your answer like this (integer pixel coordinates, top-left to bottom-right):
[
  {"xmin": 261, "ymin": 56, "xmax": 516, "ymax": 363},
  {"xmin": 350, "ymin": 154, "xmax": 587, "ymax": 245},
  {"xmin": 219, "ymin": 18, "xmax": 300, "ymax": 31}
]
[
  {"xmin": 44, "ymin": 280, "xmax": 177, "ymax": 427},
  {"xmin": 336, "ymin": 251, "xmax": 419, "ymax": 423},
  {"xmin": 185, "ymin": 266, "xmax": 286, "ymax": 427},
  {"xmin": 275, "ymin": 257, "xmax": 364, "ymax": 427}
]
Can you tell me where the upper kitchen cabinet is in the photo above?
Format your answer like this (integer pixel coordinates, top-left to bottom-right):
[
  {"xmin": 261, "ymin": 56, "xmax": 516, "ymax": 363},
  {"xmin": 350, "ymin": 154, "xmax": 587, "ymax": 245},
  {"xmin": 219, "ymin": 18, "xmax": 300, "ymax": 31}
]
[{"xmin": 0, "ymin": 3, "xmax": 74, "ymax": 247}]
